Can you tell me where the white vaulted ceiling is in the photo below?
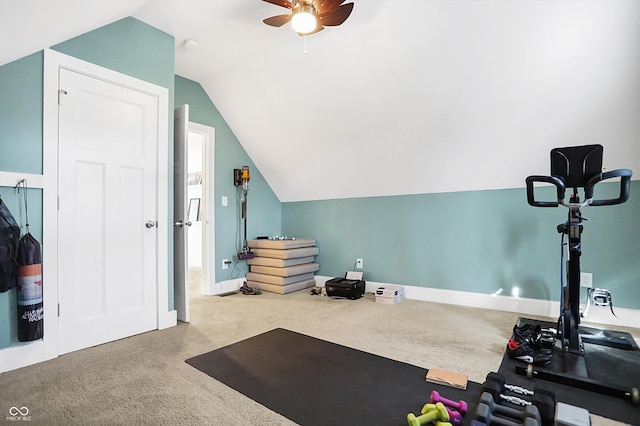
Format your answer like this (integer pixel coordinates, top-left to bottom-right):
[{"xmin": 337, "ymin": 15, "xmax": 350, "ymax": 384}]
[{"xmin": 2, "ymin": 0, "xmax": 639, "ymax": 202}]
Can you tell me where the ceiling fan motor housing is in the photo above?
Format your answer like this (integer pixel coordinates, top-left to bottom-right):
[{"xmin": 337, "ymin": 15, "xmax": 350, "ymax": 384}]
[
  {"xmin": 262, "ymin": 0, "xmax": 354, "ymax": 34},
  {"xmin": 291, "ymin": 1, "xmax": 317, "ymax": 33}
]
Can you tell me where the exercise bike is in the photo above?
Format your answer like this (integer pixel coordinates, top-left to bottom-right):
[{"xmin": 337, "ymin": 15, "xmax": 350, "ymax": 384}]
[
  {"xmin": 524, "ymin": 144, "xmax": 639, "ymax": 405},
  {"xmin": 526, "ymin": 144, "xmax": 632, "ymax": 354}
]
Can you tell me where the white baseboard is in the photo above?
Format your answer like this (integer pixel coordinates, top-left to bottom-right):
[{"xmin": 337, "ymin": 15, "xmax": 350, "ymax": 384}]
[
  {"xmin": 4, "ymin": 277, "xmax": 634, "ymax": 373},
  {"xmin": 159, "ymin": 310, "xmax": 177, "ymax": 330},
  {"xmin": 0, "ymin": 340, "xmax": 56, "ymax": 373},
  {"xmin": 315, "ymin": 275, "xmax": 640, "ymax": 329},
  {"xmin": 205, "ymin": 278, "xmax": 245, "ymax": 296}
]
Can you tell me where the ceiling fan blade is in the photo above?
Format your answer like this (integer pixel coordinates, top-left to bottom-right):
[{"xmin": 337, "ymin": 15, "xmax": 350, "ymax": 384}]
[
  {"xmin": 262, "ymin": 0, "xmax": 293, "ymax": 9},
  {"xmin": 318, "ymin": 2, "xmax": 353, "ymax": 26},
  {"xmin": 263, "ymin": 14, "xmax": 293, "ymax": 27},
  {"xmin": 315, "ymin": 0, "xmax": 346, "ymax": 14},
  {"xmin": 298, "ymin": 26, "xmax": 325, "ymax": 36}
]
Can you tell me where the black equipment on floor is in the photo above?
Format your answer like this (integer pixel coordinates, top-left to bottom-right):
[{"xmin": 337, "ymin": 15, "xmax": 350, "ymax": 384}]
[
  {"xmin": 325, "ymin": 276, "xmax": 365, "ymax": 299},
  {"xmin": 499, "ymin": 320, "xmax": 640, "ymax": 424},
  {"xmin": 525, "ymin": 144, "xmax": 632, "ymax": 354}
]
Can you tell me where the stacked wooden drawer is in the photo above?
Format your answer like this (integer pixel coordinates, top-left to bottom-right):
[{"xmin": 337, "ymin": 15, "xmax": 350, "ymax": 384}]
[{"xmin": 246, "ymin": 238, "xmax": 319, "ymax": 294}]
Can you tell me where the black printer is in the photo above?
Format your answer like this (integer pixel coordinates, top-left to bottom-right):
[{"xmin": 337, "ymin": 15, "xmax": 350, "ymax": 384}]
[{"xmin": 325, "ymin": 273, "xmax": 365, "ymax": 300}]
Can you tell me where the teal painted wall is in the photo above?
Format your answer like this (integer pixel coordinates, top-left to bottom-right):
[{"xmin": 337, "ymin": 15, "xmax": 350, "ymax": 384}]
[
  {"xmin": 282, "ymin": 181, "xmax": 640, "ymax": 309},
  {"xmin": 52, "ymin": 17, "xmax": 175, "ymax": 91},
  {"xmin": 0, "ymin": 52, "xmax": 43, "ymax": 174},
  {"xmin": 174, "ymin": 76, "xmax": 282, "ymax": 281}
]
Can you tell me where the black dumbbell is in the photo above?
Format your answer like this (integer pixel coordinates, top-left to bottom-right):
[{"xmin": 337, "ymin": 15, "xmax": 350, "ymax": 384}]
[
  {"xmin": 482, "ymin": 373, "xmax": 555, "ymax": 424},
  {"xmin": 476, "ymin": 402, "xmax": 540, "ymax": 426},
  {"xmin": 486, "ymin": 372, "xmax": 556, "ymax": 400},
  {"xmin": 477, "ymin": 392, "xmax": 542, "ymax": 425}
]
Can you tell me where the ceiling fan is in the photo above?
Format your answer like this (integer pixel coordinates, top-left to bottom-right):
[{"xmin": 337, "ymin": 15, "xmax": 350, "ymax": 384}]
[{"xmin": 262, "ymin": 0, "xmax": 354, "ymax": 35}]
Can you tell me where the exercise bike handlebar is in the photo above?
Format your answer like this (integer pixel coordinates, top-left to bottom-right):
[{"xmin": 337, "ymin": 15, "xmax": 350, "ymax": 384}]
[
  {"xmin": 526, "ymin": 168, "xmax": 632, "ymax": 209},
  {"xmin": 585, "ymin": 169, "xmax": 632, "ymax": 206},
  {"xmin": 525, "ymin": 175, "xmax": 566, "ymax": 208}
]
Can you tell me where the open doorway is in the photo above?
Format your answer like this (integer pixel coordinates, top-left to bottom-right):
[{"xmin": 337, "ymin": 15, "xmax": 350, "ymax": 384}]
[
  {"xmin": 187, "ymin": 122, "xmax": 215, "ymax": 301},
  {"xmin": 187, "ymin": 130, "xmax": 204, "ymax": 297}
]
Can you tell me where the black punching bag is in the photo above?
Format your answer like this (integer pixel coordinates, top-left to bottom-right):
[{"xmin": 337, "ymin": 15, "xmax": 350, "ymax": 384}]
[
  {"xmin": 17, "ymin": 233, "xmax": 43, "ymax": 341},
  {"xmin": 15, "ymin": 181, "xmax": 43, "ymax": 341}
]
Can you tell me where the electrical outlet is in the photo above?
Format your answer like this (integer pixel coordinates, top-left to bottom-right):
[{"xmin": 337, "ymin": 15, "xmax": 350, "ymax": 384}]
[
  {"xmin": 580, "ymin": 272, "xmax": 593, "ymax": 288},
  {"xmin": 356, "ymin": 258, "xmax": 363, "ymax": 269},
  {"xmin": 222, "ymin": 259, "xmax": 230, "ymax": 270}
]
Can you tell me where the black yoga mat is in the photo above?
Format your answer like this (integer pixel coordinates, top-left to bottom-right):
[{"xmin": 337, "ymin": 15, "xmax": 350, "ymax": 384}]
[
  {"xmin": 186, "ymin": 328, "xmax": 482, "ymax": 426},
  {"xmin": 498, "ymin": 318, "xmax": 640, "ymax": 425}
]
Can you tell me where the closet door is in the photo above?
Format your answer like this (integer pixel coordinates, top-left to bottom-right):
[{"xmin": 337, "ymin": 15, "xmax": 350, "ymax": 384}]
[{"xmin": 57, "ymin": 67, "xmax": 159, "ymax": 354}]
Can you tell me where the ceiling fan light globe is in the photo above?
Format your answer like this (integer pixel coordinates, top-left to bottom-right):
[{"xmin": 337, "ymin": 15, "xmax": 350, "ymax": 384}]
[{"xmin": 291, "ymin": 12, "xmax": 316, "ymax": 33}]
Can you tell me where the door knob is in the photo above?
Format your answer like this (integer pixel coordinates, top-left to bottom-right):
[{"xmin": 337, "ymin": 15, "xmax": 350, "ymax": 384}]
[
  {"xmin": 185, "ymin": 221, "xmax": 193, "ymax": 227},
  {"xmin": 145, "ymin": 220, "xmax": 156, "ymax": 228},
  {"xmin": 174, "ymin": 220, "xmax": 184, "ymax": 227}
]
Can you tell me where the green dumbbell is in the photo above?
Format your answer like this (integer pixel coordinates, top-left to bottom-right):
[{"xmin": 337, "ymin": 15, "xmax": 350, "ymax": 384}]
[
  {"xmin": 421, "ymin": 405, "xmax": 454, "ymax": 426},
  {"xmin": 422, "ymin": 403, "xmax": 462, "ymax": 425},
  {"xmin": 407, "ymin": 401, "xmax": 450, "ymax": 426}
]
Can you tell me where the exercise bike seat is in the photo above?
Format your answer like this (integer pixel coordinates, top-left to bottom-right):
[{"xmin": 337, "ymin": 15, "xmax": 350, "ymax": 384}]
[{"xmin": 526, "ymin": 144, "xmax": 632, "ymax": 208}]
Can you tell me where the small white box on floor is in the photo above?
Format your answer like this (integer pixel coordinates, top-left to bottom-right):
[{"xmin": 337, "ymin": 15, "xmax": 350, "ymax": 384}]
[
  {"xmin": 375, "ymin": 285, "xmax": 403, "ymax": 304},
  {"xmin": 555, "ymin": 402, "xmax": 590, "ymax": 426}
]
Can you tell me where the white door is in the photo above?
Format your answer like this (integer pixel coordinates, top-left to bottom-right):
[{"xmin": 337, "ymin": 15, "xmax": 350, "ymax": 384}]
[
  {"xmin": 173, "ymin": 105, "xmax": 190, "ymax": 322},
  {"xmin": 58, "ymin": 68, "xmax": 159, "ymax": 354}
]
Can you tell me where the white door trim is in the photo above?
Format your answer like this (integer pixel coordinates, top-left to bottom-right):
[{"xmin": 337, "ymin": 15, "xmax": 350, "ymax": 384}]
[{"xmin": 0, "ymin": 48, "xmax": 173, "ymax": 373}]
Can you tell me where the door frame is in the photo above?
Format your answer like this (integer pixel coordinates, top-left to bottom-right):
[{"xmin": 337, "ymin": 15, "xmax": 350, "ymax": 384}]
[{"xmin": 0, "ymin": 49, "xmax": 174, "ymax": 372}]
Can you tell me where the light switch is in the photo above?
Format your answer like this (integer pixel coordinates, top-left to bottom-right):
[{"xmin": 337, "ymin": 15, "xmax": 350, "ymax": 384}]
[{"xmin": 222, "ymin": 196, "xmax": 228, "ymax": 207}]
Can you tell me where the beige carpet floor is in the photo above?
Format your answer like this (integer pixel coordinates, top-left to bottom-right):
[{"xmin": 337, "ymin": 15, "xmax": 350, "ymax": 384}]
[{"xmin": 0, "ymin": 268, "xmax": 636, "ymax": 425}]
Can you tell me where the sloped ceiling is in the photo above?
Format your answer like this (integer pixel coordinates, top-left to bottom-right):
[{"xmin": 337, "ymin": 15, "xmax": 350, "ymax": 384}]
[{"xmin": 2, "ymin": 0, "xmax": 639, "ymax": 202}]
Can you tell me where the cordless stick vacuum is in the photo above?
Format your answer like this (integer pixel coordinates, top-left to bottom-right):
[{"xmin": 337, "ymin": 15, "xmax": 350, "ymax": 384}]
[{"xmin": 235, "ymin": 166, "xmax": 254, "ymax": 260}]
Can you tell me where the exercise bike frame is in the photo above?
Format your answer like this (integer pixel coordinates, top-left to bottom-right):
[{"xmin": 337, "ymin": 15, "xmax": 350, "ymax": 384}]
[{"xmin": 526, "ymin": 166, "xmax": 632, "ymax": 354}]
